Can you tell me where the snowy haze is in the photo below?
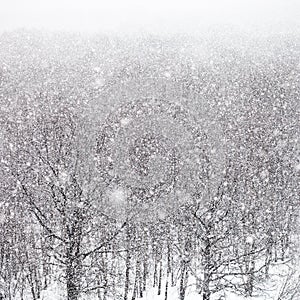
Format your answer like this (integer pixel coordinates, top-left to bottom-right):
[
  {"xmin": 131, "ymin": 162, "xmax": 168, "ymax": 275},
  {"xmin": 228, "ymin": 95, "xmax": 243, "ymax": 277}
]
[
  {"xmin": 0, "ymin": 1, "xmax": 300, "ymax": 299},
  {"xmin": 0, "ymin": 0, "xmax": 300, "ymax": 34}
]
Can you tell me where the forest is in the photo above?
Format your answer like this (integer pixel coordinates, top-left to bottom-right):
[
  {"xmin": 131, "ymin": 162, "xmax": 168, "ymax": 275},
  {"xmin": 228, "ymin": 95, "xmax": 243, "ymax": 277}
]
[{"xmin": 0, "ymin": 30, "xmax": 299, "ymax": 300}]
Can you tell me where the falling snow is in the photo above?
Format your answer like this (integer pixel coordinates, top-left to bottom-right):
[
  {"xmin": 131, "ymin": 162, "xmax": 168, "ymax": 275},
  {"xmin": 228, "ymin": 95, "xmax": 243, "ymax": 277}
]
[{"xmin": 0, "ymin": 22, "xmax": 299, "ymax": 300}]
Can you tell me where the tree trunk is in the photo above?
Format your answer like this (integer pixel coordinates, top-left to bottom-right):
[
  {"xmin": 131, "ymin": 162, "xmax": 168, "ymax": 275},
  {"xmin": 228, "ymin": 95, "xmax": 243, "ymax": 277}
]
[
  {"xmin": 158, "ymin": 259, "xmax": 162, "ymax": 295},
  {"xmin": 246, "ymin": 260, "xmax": 255, "ymax": 297},
  {"xmin": 202, "ymin": 271, "xmax": 211, "ymax": 300},
  {"xmin": 138, "ymin": 260, "xmax": 143, "ymax": 298},
  {"xmin": 66, "ymin": 257, "xmax": 82, "ymax": 300},
  {"xmin": 153, "ymin": 253, "xmax": 158, "ymax": 288},
  {"xmin": 131, "ymin": 259, "xmax": 141, "ymax": 300},
  {"xmin": 124, "ymin": 227, "xmax": 131, "ymax": 300},
  {"xmin": 202, "ymin": 239, "xmax": 211, "ymax": 300},
  {"xmin": 265, "ymin": 245, "xmax": 272, "ymax": 278},
  {"xmin": 131, "ymin": 270, "xmax": 137, "ymax": 300},
  {"xmin": 66, "ymin": 209, "xmax": 84, "ymax": 300},
  {"xmin": 164, "ymin": 243, "xmax": 171, "ymax": 300},
  {"xmin": 179, "ymin": 262, "xmax": 188, "ymax": 300},
  {"xmin": 143, "ymin": 258, "xmax": 147, "ymax": 292}
]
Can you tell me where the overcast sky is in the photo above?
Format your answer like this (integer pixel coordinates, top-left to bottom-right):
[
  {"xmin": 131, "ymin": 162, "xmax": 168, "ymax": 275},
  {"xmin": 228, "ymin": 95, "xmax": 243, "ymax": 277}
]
[{"xmin": 0, "ymin": 0, "xmax": 299, "ymax": 34}]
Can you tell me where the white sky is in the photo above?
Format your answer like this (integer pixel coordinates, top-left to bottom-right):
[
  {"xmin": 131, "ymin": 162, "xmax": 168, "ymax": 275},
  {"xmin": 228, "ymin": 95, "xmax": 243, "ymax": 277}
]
[{"xmin": 0, "ymin": 0, "xmax": 299, "ymax": 33}]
